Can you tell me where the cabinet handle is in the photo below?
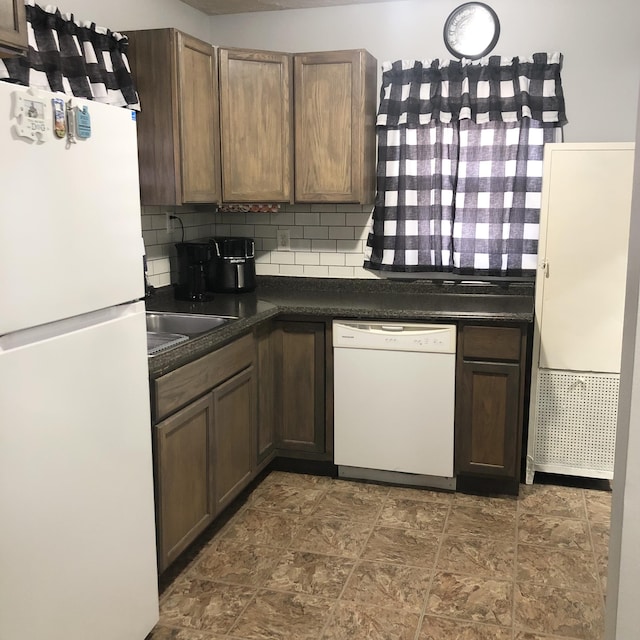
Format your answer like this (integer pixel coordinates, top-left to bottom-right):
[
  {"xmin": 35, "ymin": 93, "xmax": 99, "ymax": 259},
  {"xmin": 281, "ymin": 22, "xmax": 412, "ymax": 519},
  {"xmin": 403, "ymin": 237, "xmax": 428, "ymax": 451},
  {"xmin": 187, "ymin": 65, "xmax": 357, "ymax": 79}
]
[{"xmin": 542, "ymin": 259, "xmax": 550, "ymax": 278}]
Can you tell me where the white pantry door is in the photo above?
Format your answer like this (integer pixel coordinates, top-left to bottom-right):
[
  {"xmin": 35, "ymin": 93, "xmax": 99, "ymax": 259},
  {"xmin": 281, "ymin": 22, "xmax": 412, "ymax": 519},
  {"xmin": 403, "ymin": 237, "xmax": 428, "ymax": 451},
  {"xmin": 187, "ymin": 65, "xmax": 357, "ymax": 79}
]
[{"xmin": 537, "ymin": 143, "xmax": 635, "ymax": 374}]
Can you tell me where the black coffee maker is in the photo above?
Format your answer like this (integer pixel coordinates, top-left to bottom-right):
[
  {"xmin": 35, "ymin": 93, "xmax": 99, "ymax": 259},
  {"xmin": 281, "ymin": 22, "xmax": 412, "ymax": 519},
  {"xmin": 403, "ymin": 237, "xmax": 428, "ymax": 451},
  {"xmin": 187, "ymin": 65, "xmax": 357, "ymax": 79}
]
[{"xmin": 174, "ymin": 241, "xmax": 214, "ymax": 301}]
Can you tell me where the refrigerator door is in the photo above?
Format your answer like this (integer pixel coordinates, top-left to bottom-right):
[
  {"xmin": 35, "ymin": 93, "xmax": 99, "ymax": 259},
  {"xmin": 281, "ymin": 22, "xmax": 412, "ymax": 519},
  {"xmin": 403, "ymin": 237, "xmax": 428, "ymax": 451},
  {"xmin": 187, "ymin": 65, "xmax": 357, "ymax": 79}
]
[
  {"xmin": 0, "ymin": 82, "xmax": 145, "ymax": 335},
  {"xmin": 0, "ymin": 301, "xmax": 159, "ymax": 640}
]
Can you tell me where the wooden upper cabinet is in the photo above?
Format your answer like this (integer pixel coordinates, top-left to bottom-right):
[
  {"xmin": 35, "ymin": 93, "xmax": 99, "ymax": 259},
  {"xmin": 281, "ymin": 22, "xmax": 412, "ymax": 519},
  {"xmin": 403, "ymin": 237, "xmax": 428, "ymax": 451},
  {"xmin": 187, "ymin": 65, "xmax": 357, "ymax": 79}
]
[
  {"xmin": 0, "ymin": 0, "xmax": 27, "ymax": 57},
  {"xmin": 177, "ymin": 34, "xmax": 221, "ymax": 203},
  {"xmin": 126, "ymin": 29, "xmax": 221, "ymax": 205},
  {"xmin": 219, "ymin": 48, "xmax": 292, "ymax": 203},
  {"xmin": 294, "ymin": 50, "xmax": 377, "ymax": 204}
]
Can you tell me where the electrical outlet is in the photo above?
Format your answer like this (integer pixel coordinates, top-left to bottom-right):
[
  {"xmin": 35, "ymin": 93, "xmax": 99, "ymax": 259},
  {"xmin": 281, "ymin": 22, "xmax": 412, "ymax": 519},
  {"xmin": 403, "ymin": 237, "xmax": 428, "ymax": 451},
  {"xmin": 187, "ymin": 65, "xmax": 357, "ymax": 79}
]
[
  {"xmin": 277, "ymin": 229, "xmax": 291, "ymax": 251},
  {"xmin": 166, "ymin": 212, "xmax": 174, "ymax": 232}
]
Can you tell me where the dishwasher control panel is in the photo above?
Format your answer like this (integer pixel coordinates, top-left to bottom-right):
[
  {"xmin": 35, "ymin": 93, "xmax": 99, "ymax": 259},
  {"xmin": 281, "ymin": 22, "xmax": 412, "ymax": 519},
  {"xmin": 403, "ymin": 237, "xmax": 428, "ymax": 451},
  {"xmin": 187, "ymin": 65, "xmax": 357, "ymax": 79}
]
[{"xmin": 332, "ymin": 321, "xmax": 457, "ymax": 353}]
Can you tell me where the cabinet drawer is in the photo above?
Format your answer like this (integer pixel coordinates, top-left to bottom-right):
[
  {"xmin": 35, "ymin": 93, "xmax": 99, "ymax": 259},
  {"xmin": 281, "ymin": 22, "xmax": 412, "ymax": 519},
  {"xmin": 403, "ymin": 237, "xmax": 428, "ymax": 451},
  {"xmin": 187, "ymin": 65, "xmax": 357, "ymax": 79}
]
[
  {"xmin": 155, "ymin": 333, "xmax": 254, "ymax": 421},
  {"xmin": 462, "ymin": 326, "xmax": 522, "ymax": 361}
]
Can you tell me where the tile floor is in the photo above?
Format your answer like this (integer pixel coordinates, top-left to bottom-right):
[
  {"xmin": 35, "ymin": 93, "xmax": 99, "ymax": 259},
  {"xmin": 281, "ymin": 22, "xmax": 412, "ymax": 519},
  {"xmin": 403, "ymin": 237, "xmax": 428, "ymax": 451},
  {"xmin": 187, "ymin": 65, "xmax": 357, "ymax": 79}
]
[{"xmin": 149, "ymin": 471, "xmax": 611, "ymax": 640}]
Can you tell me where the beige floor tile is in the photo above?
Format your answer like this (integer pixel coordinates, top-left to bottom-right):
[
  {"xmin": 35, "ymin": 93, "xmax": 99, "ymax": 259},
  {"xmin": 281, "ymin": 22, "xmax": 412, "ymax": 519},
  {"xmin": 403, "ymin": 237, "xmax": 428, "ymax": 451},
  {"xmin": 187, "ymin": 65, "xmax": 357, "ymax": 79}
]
[
  {"xmin": 156, "ymin": 474, "xmax": 613, "ymax": 640},
  {"xmin": 590, "ymin": 520, "xmax": 610, "ymax": 555},
  {"xmin": 263, "ymin": 550, "xmax": 354, "ymax": 598},
  {"xmin": 311, "ymin": 490, "xmax": 384, "ymax": 522},
  {"xmin": 514, "ymin": 632, "xmax": 576, "ymax": 640},
  {"xmin": 387, "ymin": 486, "xmax": 454, "ymax": 504},
  {"xmin": 341, "ymin": 560, "xmax": 431, "ymax": 612},
  {"xmin": 362, "ymin": 525, "xmax": 440, "ymax": 567},
  {"xmin": 378, "ymin": 498, "xmax": 450, "ymax": 532},
  {"xmin": 599, "ymin": 565, "xmax": 608, "ymax": 595},
  {"xmin": 426, "ymin": 572, "xmax": 513, "ymax": 626},
  {"xmin": 514, "ymin": 582, "xmax": 605, "ymax": 639},
  {"xmin": 290, "ymin": 515, "xmax": 372, "ymax": 558},
  {"xmin": 453, "ymin": 492, "xmax": 518, "ymax": 515},
  {"xmin": 446, "ymin": 505, "xmax": 517, "ymax": 541},
  {"xmin": 229, "ymin": 590, "xmax": 332, "ymax": 640},
  {"xmin": 250, "ymin": 483, "xmax": 326, "ymax": 514},
  {"xmin": 220, "ymin": 507, "xmax": 303, "ymax": 548},
  {"xmin": 146, "ymin": 627, "xmax": 226, "ymax": 639},
  {"xmin": 257, "ymin": 470, "xmax": 332, "ymax": 490},
  {"xmin": 436, "ymin": 535, "xmax": 515, "ymax": 578},
  {"xmin": 190, "ymin": 539, "xmax": 283, "ymax": 587},
  {"xmin": 594, "ymin": 546, "xmax": 609, "ymax": 595},
  {"xmin": 321, "ymin": 601, "xmax": 421, "ymax": 640},
  {"xmin": 329, "ymin": 478, "xmax": 391, "ymax": 497},
  {"xmin": 584, "ymin": 489, "xmax": 612, "ymax": 523},
  {"xmin": 518, "ymin": 513, "xmax": 591, "ymax": 550},
  {"xmin": 517, "ymin": 544, "xmax": 600, "ymax": 591},
  {"xmin": 159, "ymin": 577, "xmax": 256, "ymax": 634},
  {"xmin": 518, "ymin": 484, "xmax": 586, "ymax": 519},
  {"xmin": 418, "ymin": 615, "xmax": 512, "ymax": 639}
]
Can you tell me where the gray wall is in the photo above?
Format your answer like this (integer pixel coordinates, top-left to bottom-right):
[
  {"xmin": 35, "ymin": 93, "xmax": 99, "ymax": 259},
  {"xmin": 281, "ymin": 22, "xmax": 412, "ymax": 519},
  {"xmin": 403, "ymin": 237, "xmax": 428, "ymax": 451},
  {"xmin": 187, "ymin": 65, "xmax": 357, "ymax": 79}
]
[
  {"xmin": 62, "ymin": 0, "xmax": 640, "ymax": 143},
  {"xmin": 59, "ymin": 0, "xmax": 640, "ymax": 286},
  {"xmin": 201, "ymin": 0, "xmax": 640, "ymax": 283},
  {"xmin": 207, "ymin": 0, "xmax": 640, "ymax": 144},
  {"xmin": 54, "ymin": 0, "xmax": 211, "ymax": 40}
]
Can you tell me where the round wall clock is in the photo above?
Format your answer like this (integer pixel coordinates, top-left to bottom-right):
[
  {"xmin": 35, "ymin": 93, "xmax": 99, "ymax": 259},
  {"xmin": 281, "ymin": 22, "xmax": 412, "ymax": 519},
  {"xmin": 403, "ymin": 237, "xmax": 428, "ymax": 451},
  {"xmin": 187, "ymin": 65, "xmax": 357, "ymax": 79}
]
[{"xmin": 443, "ymin": 2, "xmax": 500, "ymax": 60}]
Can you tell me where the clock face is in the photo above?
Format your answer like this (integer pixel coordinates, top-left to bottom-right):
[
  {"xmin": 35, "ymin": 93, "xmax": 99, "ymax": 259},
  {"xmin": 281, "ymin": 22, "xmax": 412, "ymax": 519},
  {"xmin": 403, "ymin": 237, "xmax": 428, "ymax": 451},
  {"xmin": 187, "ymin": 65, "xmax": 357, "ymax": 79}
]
[{"xmin": 444, "ymin": 2, "xmax": 500, "ymax": 60}]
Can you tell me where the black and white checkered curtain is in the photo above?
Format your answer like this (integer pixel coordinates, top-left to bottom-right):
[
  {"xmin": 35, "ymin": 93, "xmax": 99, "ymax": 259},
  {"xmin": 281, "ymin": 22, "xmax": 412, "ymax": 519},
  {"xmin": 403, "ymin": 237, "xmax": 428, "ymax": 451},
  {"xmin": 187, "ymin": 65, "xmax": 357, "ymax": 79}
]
[
  {"xmin": 0, "ymin": 1, "xmax": 138, "ymax": 108},
  {"xmin": 365, "ymin": 53, "xmax": 565, "ymax": 276}
]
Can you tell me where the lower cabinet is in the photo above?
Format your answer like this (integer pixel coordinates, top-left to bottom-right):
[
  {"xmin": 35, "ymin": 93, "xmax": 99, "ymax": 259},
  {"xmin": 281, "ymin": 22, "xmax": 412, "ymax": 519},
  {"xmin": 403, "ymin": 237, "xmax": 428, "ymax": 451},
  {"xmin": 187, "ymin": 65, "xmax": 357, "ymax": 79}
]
[
  {"xmin": 212, "ymin": 366, "xmax": 255, "ymax": 513},
  {"xmin": 455, "ymin": 324, "xmax": 528, "ymax": 494},
  {"xmin": 152, "ymin": 316, "xmax": 530, "ymax": 572},
  {"xmin": 255, "ymin": 322, "xmax": 276, "ymax": 464},
  {"xmin": 155, "ymin": 394, "xmax": 215, "ymax": 573},
  {"xmin": 152, "ymin": 333, "xmax": 256, "ymax": 573},
  {"xmin": 274, "ymin": 320, "xmax": 328, "ymax": 456}
]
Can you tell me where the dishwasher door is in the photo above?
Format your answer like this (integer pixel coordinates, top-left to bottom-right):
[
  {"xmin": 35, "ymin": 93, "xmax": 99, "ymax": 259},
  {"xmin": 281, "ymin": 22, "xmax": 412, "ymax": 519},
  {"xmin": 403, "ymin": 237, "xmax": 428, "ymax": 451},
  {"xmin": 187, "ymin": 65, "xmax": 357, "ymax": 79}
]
[{"xmin": 333, "ymin": 321, "xmax": 457, "ymax": 482}]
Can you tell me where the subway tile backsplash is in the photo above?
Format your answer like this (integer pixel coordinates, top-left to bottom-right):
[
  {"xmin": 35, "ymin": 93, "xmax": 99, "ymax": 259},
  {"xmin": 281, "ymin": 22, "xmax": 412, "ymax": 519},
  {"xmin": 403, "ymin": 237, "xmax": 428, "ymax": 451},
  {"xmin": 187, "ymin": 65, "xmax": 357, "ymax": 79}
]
[{"xmin": 142, "ymin": 203, "xmax": 377, "ymax": 289}]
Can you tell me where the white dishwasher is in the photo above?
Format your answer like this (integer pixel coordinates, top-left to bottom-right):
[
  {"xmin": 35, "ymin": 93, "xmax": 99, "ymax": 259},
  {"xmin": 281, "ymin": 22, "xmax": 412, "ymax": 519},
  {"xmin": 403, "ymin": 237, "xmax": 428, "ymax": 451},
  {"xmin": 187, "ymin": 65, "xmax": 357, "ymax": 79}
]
[{"xmin": 333, "ymin": 320, "xmax": 457, "ymax": 490}]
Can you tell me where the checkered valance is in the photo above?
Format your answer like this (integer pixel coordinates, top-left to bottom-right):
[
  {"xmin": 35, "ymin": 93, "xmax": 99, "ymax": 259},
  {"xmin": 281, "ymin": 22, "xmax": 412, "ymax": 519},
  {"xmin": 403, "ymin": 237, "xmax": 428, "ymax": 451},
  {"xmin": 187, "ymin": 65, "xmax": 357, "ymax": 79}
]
[
  {"xmin": 365, "ymin": 53, "xmax": 565, "ymax": 277},
  {"xmin": 0, "ymin": 1, "xmax": 138, "ymax": 108},
  {"xmin": 377, "ymin": 53, "xmax": 566, "ymax": 127}
]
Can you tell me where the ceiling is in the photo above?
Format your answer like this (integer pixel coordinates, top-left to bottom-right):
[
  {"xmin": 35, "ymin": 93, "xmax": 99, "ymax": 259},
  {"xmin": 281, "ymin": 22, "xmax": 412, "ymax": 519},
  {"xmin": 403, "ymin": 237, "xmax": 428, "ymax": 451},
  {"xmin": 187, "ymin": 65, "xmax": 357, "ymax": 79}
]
[{"xmin": 179, "ymin": 0, "xmax": 399, "ymax": 16}]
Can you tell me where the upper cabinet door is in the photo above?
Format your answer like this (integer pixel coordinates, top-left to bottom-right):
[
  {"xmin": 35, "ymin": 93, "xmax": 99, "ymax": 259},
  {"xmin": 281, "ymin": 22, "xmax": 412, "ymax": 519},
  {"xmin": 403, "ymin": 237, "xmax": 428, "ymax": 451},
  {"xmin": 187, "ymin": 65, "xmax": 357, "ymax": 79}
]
[
  {"xmin": 126, "ymin": 29, "xmax": 221, "ymax": 206},
  {"xmin": 176, "ymin": 33, "xmax": 221, "ymax": 204},
  {"xmin": 0, "ymin": 0, "xmax": 27, "ymax": 56},
  {"xmin": 219, "ymin": 48, "xmax": 292, "ymax": 203},
  {"xmin": 294, "ymin": 50, "xmax": 377, "ymax": 204}
]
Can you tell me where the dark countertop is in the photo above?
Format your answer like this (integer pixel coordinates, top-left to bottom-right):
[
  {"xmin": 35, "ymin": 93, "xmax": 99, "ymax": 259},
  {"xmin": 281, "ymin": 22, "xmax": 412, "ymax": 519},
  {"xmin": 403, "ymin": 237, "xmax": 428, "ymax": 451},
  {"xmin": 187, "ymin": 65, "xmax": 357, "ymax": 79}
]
[{"xmin": 146, "ymin": 276, "xmax": 535, "ymax": 378}]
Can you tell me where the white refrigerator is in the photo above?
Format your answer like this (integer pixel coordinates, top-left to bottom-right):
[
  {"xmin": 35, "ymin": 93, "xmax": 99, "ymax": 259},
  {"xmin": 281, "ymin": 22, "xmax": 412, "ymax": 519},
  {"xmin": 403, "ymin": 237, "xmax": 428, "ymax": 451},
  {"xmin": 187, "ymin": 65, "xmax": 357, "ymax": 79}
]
[{"xmin": 0, "ymin": 82, "xmax": 159, "ymax": 639}]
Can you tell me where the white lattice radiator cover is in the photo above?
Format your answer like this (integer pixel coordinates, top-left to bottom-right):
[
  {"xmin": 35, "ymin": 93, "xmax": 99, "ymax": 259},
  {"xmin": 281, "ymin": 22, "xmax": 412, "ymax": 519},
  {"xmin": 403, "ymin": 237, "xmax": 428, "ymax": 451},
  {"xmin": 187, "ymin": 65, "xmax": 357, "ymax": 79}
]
[{"xmin": 533, "ymin": 369, "xmax": 619, "ymax": 479}]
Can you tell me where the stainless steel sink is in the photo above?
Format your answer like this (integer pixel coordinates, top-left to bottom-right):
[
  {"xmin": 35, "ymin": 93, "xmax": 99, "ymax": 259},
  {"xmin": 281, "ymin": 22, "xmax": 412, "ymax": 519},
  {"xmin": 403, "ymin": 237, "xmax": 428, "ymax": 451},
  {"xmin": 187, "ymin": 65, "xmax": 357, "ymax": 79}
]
[
  {"xmin": 146, "ymin": 312, "xmax": 238, "ymax": 357},
  {"xmin": 146, "ymin": 311, "xmax": 236, "ymax": 337},
  {"xmin": 147, "ymin": 331, "xmax": 189, "ymax": 357}
]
